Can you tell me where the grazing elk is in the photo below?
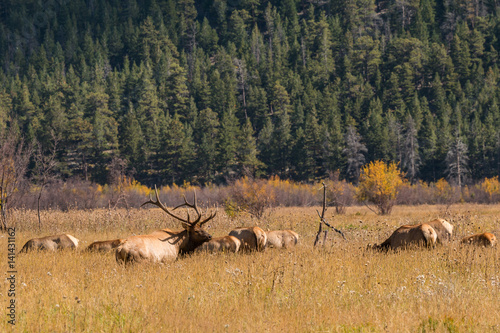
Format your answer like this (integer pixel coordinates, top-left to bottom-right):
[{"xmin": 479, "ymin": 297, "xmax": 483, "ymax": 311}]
[
  {"xmin": 425, "ymin": 218, "xmax": 454, "ymax": 243},
  {"xmin": 116, "ymin": 187, "xmax": 216, "ymax": 264},
  {"xmin": 86, "ymin": 239, "xmax": 125, "ymax": 252},
  {"xmin": 461, "ymin": 233, "xmax": 497, "ymax": 247},
  {"xmin": 229, "ymin": 226, "xmax": 267, "ymax": 252},
  {"xmin": 19, "ymin": 234, "xmax": 80, "ymax": 253},
  {"xmin": 266, "ymin": 230, "xmax": 299, "ymax": 249},
  {"xmin": 372, "ymin": 223, "xmax": 437, "ymax": 251},
  {"xmin": 195, "ymin": 235, "xmax": 241, "ymax": 253}
]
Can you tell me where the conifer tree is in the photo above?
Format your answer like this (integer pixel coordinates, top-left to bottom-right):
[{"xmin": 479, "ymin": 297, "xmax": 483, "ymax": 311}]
[{"xmin": 237, "ymin": 118, "xmax": 262, "ymax": 176}]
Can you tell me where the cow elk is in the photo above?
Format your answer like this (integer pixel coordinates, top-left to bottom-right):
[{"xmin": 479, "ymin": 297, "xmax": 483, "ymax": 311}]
[
  {"xmin": 266, "ymin": 230, "xmax": 299, "ymax": 249},
  {"xmin": 461, "ymin": 233, "xmax": 497, "ymax": 247},
  {"xmin": 116, "ymin": 187, "xmax": 216, "ymax": 264},
  {"xmin": 87, "ymin": 239, "xmax": 125, "ymax": 252},
  {"xmin": 425, "ymin": 218, "xmax": 454, "ymax": 243},
  {"xmin": 19, "ymin": 234, "xmax": 80, "ymax": 253},
  {"xmin": 229, "ymin": 226, "xmax": 267, "ymax": 252},
  {"xmin": 195, "ymin": 235, "xmax": 241, "ymax": 253},
  {"xmin": 372, "ymin": 223, "xmax": 437, "ymax": 251}
]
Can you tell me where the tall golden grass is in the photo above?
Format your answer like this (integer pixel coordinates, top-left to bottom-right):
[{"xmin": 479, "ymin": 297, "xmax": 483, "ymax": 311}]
[{"xmin": 2, "ymin": 204, "xmax": 499, "ymax": 332}]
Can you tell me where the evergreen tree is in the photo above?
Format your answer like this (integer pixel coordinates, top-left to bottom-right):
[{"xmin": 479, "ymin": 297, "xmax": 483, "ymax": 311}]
[
  {"xmin": 237, "ymin": 118, "xmax": 262, "ymax": 176},
  {"xmin": 217, "ymin": 108, "xmax": 240, "ymax": 177},
  {"xmin": 194, "ymin": 107, "xmax": 219, "ymax": 183}
]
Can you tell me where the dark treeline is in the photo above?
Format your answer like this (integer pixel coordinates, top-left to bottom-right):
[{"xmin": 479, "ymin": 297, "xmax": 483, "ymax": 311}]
[{"xmin": 0, "ymin": 0, "xmax": 499, "ymax": 186}]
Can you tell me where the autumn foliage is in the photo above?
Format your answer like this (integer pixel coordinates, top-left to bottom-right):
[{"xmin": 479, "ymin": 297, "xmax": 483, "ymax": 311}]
[
  {"xmin": 227, "ymin": 176, "xmax": 276, "ymax": 219},
  {"xmin": 356, "ymin": 161, "xmax": 405, "ymax": 215},
  {"xmin": 479, "ymin": 176, "xmax": 500, "ymax": 202}
]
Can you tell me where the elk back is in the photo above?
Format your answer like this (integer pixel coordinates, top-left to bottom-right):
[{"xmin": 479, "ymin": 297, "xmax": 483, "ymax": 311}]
[
  {"xmin": 86, "ymin": 239, "xmax": 125, "ymax": 252},
  {"xmin": 266, "ymin": 230, "xmax": 299, "ymax": 249},
  {"xmin": 425, "ymin": 218, "xmax": 454, "ymax": 243},
  {"xmin": 229, "ymin": 226, "xmax": 267, "ymax": 252},
  {"xmin": 375, "ymin": 223, "xmax": 437, "ymax": 251},
  {"xmin": 20, "ymin": 234, "xmax": 79, "ymax": 253},
  {"xmin": 461, "ymin": 233, "xmax": 497, "ymax": 247},
  {"xmin": 195, "ymin": 235, "xmax": 241, "ymax": 253}
]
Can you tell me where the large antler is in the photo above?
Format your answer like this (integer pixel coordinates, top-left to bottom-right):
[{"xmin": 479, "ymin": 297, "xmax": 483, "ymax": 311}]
[{"xmin": 141, "ymin": 185, "xmax": 216, "ymax": 227}]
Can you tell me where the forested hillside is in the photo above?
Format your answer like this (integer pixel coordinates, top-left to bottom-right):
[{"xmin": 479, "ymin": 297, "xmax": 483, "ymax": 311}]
[{"xmin": 0, "ymin": 0, "xmax": 499, "ymax": 186}]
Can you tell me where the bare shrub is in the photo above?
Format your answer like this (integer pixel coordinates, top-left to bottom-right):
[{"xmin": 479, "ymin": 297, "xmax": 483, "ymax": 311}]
[
  {"xmin": 396, "ymin": 181, "xmax": 434, "ymax": 205},
  {"xmin": 325, "ymin": 171, "xmax": 356, "ymax": 214},
  {"xmin": 0, "ymin": 130, "xmax": 31, "ymax": 230},
  {"xmin": 269, "ymin": 176, "xmax": 317, "ymax": 206}
]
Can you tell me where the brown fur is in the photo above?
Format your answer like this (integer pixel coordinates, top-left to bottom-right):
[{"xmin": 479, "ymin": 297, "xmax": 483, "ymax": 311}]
[
  {"xmin": 116, "ymin": 224, "xmax": 212, "ymax": 264},
  {"xmin": 374, "ymin": 223, "xmax": 437, "ymax": 250},
  {"xmin": 195, "ymin": 235, "xmax": 241, "ymax": 253},
  {"xmin": 425, "ymin": 218, "xmax": 454, "ymax": 243},
  {"xmin": 461, "ymin": 233, "xmax": 497, "ymax": 247},
  {"xmin": 266, "ymin": 230, "xmax": 299, "ymax": 249},
  {"xmin": 86, "ymin": 239, "xmax": 125, "ymax": 252},
  {"xmin": 229, "ymin": 226, "xmax": 267, "ymax": 252},
  {"xmin": 117, "ymin": 187, "xmax": 215, "ymax": 264},
  {"xmin": 19, "ymin": 234, "xmax": 79, "ymax": 253}
]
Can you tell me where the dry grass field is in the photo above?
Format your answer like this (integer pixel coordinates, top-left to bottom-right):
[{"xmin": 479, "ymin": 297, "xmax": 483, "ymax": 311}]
[{"xmin": 2, "ymin": 204, "xmax": 500, "ymax": 332}]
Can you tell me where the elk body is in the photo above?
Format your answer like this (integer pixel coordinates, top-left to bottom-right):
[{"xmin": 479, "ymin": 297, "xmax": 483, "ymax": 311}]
[
  {"xmin": 195, "ymin": 235, "xmax": 241, "ymax": 253},
  {"xmin": 87, "ymin": 239, "xmax": 125, "ymax": 252},
  {"xmin": 229, "ymin": 226, "xmax": 267, "ymax": 252},
  {"xmin": 116, "ymin": 187, "xmax": 215, "ymax": 264},
  {"xmin": 20, "ymin": 234, "xmax": 79, "ymax": 253},
  {"xmin": 373, "ymin": 223, "xmax": 437, "ymax": 251},
  {"xmin": 425, "ymin": 218, "xmax": 454, "ymax": 243},
  {"xmin": 461, "ymin": 233, "xmax": 497, "ymax": 247},
  {"xmin": 266, "ymin": 230, "xmax": 299, "ymax": 249}
]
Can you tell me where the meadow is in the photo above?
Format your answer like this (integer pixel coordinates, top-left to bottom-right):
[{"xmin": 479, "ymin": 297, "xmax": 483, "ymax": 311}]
[{"xmin": 1, "ymin": 204, "xmax": 500, "ymax": 332}]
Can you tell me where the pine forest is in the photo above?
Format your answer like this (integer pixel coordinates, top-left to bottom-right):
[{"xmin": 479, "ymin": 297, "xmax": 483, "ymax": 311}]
[{"xmin": 1, "ymin": 0, "xmax": 500, "ymax": 189}]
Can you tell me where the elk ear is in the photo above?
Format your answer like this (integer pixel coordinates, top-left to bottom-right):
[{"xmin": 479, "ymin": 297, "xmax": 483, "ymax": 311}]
[{"xmin": 181, "ymin": 222, "xmax": 190, "ymax": 230}]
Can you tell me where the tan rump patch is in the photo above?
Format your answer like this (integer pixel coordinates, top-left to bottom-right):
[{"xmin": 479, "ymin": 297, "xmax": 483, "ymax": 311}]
[{"xmin": 66, "ymin": 234, "xmax": 80, "ymax": 247}]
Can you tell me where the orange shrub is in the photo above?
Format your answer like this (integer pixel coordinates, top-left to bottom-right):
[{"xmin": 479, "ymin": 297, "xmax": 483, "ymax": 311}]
[
  {"xmin": 228, "ymin": 176, "xmax": 276, "ymax": 219},
  {"xmin": 356, "ymin": 161, "xmax": 405, "ymax": 215},
  {"xmin": 432, "ymin": 178, "xmax": 460, "ymax": 206},
  {"xmin": 480, "ymin": 176, "xmax": 500, "ymax": 198}
]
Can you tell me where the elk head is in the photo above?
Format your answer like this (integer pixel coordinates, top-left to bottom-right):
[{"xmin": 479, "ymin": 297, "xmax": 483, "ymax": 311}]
[{"xmin": 141, "ymin": 186, "xmax": 215, "ymax": 253}]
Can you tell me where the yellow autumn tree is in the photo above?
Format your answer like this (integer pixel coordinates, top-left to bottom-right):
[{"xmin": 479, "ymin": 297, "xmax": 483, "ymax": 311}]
[
  {"xmin": 480, "ymin": 176, "xmax": 500, "ymax": 200},
  {"xmin": 356, "ymin": 160, "xmax": 405, "ymax": 215}
]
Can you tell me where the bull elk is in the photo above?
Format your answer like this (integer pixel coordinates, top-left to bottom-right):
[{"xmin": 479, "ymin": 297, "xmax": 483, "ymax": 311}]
[
  {"xmin": 266, "ymin": 230, "xmax": 299, "ymax": 249},
  {"xmin": 19, "ymin": 234, "xmax": 80, "ymax": 253},
  {"xmin": 229, "ymin": 226, "xmax": 267, "ymax": 252},
  {"xmin": 372, "ymin": 223, "xmax": 437, "ymax": 251},
  {"xmin": 116, "ymin": 187, "xmax": 216, "ymax": 264},
  {"xmin": 195, "ymin": 235, "xmax": 241, "ymax": 253},
  {"xmin": 461, "ymin": 232, "xmax": 497, "ymax": 247},
  {"xmin": 86, "ymin": 239, "xmax": 125, "ymax": 252},
  {"xmin": 425, "ymin": 218, "xmax": 454, "ymax": 243}
]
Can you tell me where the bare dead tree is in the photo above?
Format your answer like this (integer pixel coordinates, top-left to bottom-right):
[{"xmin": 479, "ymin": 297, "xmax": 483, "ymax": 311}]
[
  {"xmin": 343, "ymin": 125, "xmax": 367, "ymax": 184},
  {"xmin": 33, "ymin": 133, "xmax": 59, "ymax": 231},
  {"xmin": 234, "ymin": 58, "xmax": 249, "ymax": 119},
  {"xmin": 107, "ymin": 157, "xmax": 130, "ymax": 209},
  {"xmin": 314, "ymin": 183, "xmax": 346, "ymax": 247},
  {"xmin": 0, "ymin": 130, "xmax": 32, "ymax": 231},
  {"xmin": 446, "ymin": 136, "xmax": 469, "ymax": 189}
]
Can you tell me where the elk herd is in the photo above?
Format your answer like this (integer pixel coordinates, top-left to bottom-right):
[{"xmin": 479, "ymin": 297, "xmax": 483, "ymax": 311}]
[{"xmin": 18, "ymin": 189, "xmax": 497, "ymax": 264}]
